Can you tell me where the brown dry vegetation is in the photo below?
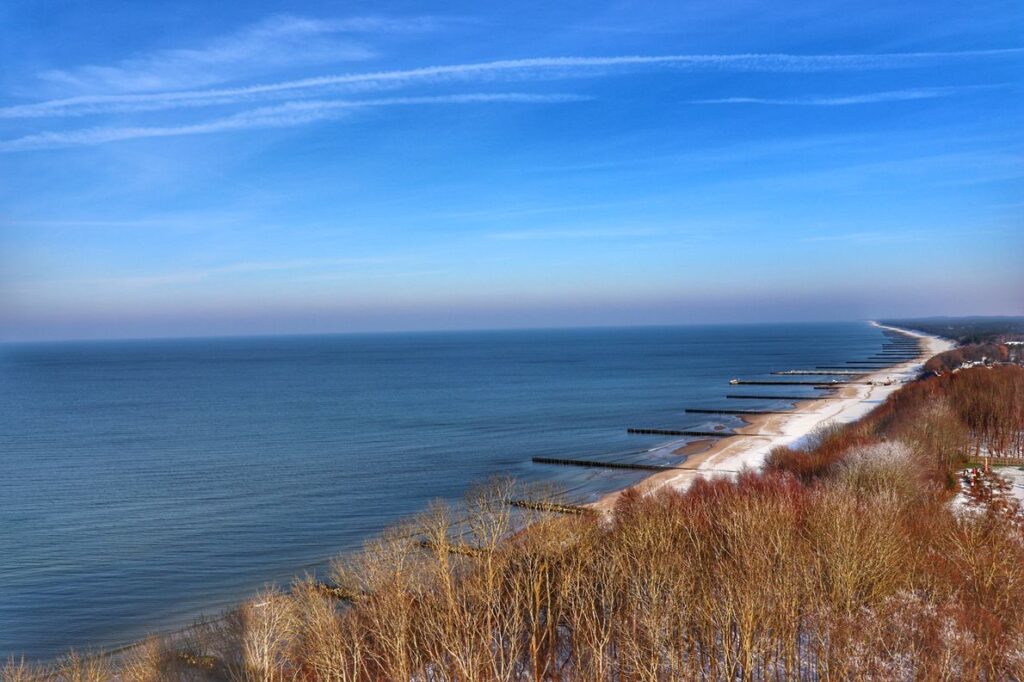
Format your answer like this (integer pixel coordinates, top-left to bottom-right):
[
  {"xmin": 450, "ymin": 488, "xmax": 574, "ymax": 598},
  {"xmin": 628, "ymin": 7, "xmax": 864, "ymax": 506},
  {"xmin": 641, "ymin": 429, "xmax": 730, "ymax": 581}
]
[{"xmin": 7, "ymin": 367, "xmax": 1024, "ymax": 681}]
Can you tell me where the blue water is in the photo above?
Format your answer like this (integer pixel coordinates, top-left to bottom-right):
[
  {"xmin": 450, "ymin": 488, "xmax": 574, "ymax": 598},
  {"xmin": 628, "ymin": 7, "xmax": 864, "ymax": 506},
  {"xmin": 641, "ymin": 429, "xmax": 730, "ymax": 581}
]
[{"xmin": 1, "ymin": 322, "xmax": 891, "ymax": 659}]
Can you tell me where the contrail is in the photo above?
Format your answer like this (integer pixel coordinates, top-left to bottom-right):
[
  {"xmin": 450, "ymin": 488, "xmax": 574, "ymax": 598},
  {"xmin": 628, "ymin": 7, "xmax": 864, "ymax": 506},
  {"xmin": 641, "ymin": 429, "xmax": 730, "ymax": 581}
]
[
  {"xmin": 0, "ymin": 93, "xmax": 587, "ymax": 152},
  {"xmin": 2, "ymin": 49, "xmax": 1020, "ymax": 119}
]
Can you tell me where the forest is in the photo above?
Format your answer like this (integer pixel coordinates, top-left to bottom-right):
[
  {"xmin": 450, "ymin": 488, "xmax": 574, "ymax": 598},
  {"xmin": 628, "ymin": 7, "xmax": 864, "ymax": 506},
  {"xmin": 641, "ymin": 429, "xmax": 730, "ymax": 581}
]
[{"xmin": 881, "ymin": 317, "xmax": 1024, "ymax": 345}]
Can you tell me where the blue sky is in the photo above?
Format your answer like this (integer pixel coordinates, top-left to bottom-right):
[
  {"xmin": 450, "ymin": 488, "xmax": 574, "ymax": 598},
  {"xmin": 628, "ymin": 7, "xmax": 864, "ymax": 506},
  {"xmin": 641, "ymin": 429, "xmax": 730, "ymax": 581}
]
[{"xmin": 1, "ymin": 0, "xmax": 1021, "ymax": 340}]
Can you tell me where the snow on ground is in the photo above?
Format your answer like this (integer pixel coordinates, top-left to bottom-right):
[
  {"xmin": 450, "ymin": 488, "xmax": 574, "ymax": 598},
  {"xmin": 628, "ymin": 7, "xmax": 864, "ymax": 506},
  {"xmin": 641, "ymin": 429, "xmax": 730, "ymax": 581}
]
[
  {"xmin": 996, "ymin": 466, "xmax": 1024, "ymax": 504},
  {"xmin": 952, "ymin": 465, "xmax": 1024, "ymax": 514}
]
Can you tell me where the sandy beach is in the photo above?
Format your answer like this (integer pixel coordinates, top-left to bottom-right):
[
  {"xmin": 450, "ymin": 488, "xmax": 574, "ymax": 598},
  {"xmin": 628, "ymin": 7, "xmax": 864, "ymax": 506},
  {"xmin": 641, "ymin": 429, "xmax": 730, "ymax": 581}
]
[{"xmin": 590, "ymin": 323, "xmax": 955, "ymax": 511}]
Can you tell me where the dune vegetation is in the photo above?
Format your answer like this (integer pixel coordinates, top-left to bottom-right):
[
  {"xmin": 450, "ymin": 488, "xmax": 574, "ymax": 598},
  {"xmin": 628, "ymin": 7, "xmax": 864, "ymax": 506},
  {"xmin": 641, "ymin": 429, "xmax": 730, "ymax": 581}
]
[{"xmin": 6, "ymin": 364, "xmax": 1024, "ymax": 681}]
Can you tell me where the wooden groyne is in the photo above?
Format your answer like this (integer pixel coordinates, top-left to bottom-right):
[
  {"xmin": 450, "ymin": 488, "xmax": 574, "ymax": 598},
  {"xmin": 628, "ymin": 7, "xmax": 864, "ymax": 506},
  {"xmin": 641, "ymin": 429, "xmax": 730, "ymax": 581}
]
[
  {"xmin": 773, "ymin": 370, "xmax": 865, "ymax": 376},
  {"xmin": 684, "ymin": 408, "xmax": 788, "ymax": 415},
  {"xmin": 627, "ymin": 428, "xmax": 733, "ymax": 437},
  {"xmin": 726, "ymin": 394, "xmax": 837, "ymax": 400},
  {"xmin": 509, "ymin": 499, "xmax": 593, "ymax": 515},
  {"xmin": 532, "ymin": 456, "xmax": 680, "ymax": 472},
  {"xmin": 729, "ymin": 380, "xmax": 850, "ymax": 386}
]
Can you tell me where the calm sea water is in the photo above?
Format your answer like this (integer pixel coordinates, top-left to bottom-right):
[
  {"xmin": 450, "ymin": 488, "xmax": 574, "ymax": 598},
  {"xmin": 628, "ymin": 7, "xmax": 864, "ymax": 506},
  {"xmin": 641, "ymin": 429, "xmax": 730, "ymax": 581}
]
[{"xmin": 1, "ymin": 322, "xmax": 890, "ymax": 659}]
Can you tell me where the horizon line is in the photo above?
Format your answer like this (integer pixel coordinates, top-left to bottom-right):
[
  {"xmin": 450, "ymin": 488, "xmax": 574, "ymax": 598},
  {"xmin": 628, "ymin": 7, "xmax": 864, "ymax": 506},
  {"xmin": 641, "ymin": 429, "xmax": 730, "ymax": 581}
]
[{"xmin": 7, "ymin": 316, "xmax": 1020, "ymax": 345}]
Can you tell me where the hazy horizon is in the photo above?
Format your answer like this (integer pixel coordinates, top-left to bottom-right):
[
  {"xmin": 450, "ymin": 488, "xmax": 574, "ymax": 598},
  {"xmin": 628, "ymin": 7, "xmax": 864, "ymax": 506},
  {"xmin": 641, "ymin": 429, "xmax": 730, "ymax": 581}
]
[
  {"xmin": 4, "ymin": 314, "xmax": 1024, "ymax": 346},
  {"xmin": 2, "ymin": 1, "xmax": 1022, "ymax": 342}
]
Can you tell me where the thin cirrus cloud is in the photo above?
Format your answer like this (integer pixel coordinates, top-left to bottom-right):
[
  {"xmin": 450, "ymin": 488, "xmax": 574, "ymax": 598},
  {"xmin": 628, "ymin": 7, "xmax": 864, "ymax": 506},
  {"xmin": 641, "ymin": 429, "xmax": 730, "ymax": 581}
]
[
  {"xmin": 2, "ymin": 48, "xmax": 1021, "ymax": 120},
  {"xmin": 692, "ymin": 85, "xmax": 1004, "ymax": 106},
  {"xmin": 60, "ymin": 257, "xmax": 403, "ymax": 289},
  {"xmin": 487, "ymin": 227, "xmax": 666, "ymax": 240},
  {"xmin": 35, "ymin": 15, "xmax": 441, "ymax": 95},
  {"xmin": 797, "ymin": 230, "xmax": 930, "ymax": 244},
  {"xmin": 0, "ymin": 93, "xmax": 588, "ymax": 152}
]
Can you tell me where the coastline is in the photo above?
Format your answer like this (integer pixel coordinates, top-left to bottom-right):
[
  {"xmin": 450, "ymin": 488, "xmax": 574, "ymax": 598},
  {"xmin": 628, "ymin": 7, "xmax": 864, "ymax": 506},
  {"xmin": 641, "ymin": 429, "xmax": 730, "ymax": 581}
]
[
  {"xmin": 11, "ymin": 322, "xmax": 955, "ymax": 661},
  {"xmin": 589, "ymin": 322, "xmax": 955, "ymax": 512}
]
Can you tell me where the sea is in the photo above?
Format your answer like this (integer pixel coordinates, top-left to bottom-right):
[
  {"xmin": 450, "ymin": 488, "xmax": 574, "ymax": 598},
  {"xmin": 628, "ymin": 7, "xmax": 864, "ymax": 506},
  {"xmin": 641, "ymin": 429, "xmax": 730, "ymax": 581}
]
[{"xmin": 0, "ymin": 321, "xmax": 892, "ymax": 659}]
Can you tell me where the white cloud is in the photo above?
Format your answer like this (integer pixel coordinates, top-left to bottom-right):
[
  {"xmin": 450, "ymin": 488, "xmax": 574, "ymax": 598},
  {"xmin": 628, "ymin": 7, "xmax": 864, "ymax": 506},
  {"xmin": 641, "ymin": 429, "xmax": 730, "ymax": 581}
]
[
  {"xmin": 3, "ymin": 48, "xmax": 1020, "ymax": 119},
  {"xmin": 63, "ymin": 256, "xmax": 401, "ymax": 288},
  {"xmin": 35, "ymin": 15, "xmax": 439, "ymax": 95},
  {"xmin": 798, "ymin": 227, "xmax": 1012, "ymax": 244},
  {"xmin": 487, "ymin": 227, "xmax": 665, "ymax": 240},
  {"xmin": 0, "ymin": 93, "xmax": 587, "ymax": 151},
  {"xmin": 798, "ymin": 230, "xmax": 927, "ymax": 244},
  {"xmin": 691, "ymin": 85, "xmax": 1001, "ymax": 106}
]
